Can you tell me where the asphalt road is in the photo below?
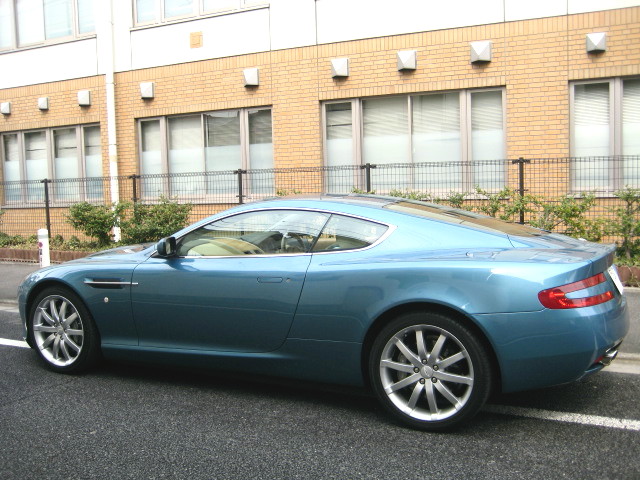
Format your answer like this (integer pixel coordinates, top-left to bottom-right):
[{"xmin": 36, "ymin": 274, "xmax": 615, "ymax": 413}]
[{"xmin": 0, "ymin": 305, "xmax": 639, "ymax": 480}]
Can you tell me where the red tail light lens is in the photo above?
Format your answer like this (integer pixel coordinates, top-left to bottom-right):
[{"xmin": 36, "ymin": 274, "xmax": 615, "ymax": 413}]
[{"xmin": 538, "ymin": 273, "xmax": 614, "ymax": 309}]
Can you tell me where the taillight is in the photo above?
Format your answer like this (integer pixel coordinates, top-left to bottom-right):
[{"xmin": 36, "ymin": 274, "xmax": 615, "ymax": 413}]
[{"xmin": 538, "ymin": 273, "xmax": 614, "ymax": 309}]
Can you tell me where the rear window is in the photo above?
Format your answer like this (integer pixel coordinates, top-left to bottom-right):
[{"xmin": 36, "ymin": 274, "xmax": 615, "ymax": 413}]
[{"xmin": 385, "ymin": 200, "xmax": 548, "ymax": 237}]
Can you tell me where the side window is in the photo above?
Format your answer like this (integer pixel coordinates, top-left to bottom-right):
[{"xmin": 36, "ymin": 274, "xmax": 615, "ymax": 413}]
[
  {"xmin": 177, "ymin": 210, "xmax": 329, "ymax": 256},
  {"xmin": 312, "ymin": 215, "xmax": 388, "ymax": 252}
]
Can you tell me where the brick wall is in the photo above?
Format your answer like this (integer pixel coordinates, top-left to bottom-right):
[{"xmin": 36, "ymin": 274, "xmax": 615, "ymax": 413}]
[
  {"xmin": 1, "ymin": 6, "xmax": 639, "ymax": 187},
  {"xmin": 0, "ymin": 76, "xmax": 107, "ymax": 182}
]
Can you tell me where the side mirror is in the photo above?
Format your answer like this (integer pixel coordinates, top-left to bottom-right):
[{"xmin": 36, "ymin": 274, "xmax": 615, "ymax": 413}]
[{"xmin": 156, "ymin": 237, "xmax": 177, "ymax": 257}]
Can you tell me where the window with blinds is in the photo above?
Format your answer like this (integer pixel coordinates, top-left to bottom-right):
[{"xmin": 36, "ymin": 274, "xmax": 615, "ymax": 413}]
[
  {"xmin": 571, "ymin": 79, "xmax": 639, "ymax": 190},
  {"xmin": 323, "ymin": 88, "xmax": 505, "ymax": 192},
  {"xmin": 0, "ymin": 125, "xmax": 102, "ymax": 204},
  {"xmin": 138, "ymin": 108, "xmax": 273, "ymax": 199}
]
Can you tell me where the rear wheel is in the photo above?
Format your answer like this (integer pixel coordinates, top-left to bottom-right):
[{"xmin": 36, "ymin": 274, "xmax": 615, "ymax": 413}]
[
  {"xmin": 28, "ymin": 287, "xmax": 100, "ymax": 373},
  {"xmin": 369, "ymin": 312, "xmax": 492, "ymax": 430}
]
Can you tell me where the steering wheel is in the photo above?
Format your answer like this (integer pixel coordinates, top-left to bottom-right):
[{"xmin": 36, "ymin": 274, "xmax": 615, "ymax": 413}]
[{"xmin": 280, "ymin": 232, "xmax": 306, "ymax": 253}]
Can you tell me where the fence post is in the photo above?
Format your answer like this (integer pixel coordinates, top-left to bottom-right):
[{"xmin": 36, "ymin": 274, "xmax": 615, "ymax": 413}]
[
  {"xmin": 129, "ymin": 174, "xmax": 140, "ymax": 203},
  {"xmin": 235, "ymin": 169, "xmax": 247, "ymax": 204},
  {"xmin": 361, "ymin": 163, "xmax": 377, "ymax": 193},
  {"xmin": 41, "ymin": 179, "xmax": 52, "ymax": 238},
  {"xmin": 511, "ymin": 157, "xmax": 531, "ymax": 224}
]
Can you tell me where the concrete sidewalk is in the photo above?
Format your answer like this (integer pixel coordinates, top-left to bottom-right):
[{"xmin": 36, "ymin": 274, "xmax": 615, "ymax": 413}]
[
  {"xmin": 0, "ymin": 262, "xmax": 40, "ymax": 305},
  {"xmin": 1, "ymin": 261, "xmax": 638, "ymax": 354}
]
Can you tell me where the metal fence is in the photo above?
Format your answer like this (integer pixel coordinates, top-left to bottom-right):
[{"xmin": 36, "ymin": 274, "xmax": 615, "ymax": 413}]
[{"xmin": 1, "ymin": 155, "xmax": 638, "ymax": 241}]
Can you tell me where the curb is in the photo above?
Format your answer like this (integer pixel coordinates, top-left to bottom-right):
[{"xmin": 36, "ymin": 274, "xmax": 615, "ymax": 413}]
[{"xmin": 619, "ymin": 353, "xmax": 640, "ymax": 361}]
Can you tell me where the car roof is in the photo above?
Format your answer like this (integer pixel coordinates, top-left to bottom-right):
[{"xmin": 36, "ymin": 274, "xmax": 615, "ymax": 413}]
[
  {"xmin": 242, "ymin": 193, "xmax": 549, "ymax": 239},
  {"xmin": 262, "ymin": 193, "xmax": 395, "ymax": 208}
]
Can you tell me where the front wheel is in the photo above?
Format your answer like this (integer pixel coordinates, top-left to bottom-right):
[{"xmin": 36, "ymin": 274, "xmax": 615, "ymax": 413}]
[
  {"xmin": 28, "ymin": 287, "xmax": 100, "ymax": 374},
  {"xmin": 369, "ymin": 312, "xmax": 492, "ymax": 431}
]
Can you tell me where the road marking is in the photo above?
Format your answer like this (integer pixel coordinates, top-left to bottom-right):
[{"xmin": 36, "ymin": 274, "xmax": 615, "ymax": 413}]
[
  {"xmin": 0, "ymin": 338, "xmax": 29, "ymax": 348},
  {"xmin": 0, "ymin": 334, "xmax": 638, "ymax": 431},
  {"xmin": 484, "ymin": 404, "xmax": 640, "ymax": 431},
  {"xmin": 0, "ymin": 304, "xmax": 19, "ymax": 313}
]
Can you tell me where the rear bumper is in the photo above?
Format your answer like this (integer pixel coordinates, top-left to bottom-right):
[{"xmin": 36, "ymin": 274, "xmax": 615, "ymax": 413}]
[{"xmin": 473, "ymin": 293, "xmax": 629, "ymax": 393}]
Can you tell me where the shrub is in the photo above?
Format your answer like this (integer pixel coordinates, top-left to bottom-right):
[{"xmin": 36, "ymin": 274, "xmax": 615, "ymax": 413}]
[
  {"xmin": 0, "ymin": 233, "xmax": 30, "ymax": 248},
  {"xmin": 49, "ymin": 235, "xmax": 65, "ymax": 249},
  {"xmin": 66, "ymin": 236, "xmax": 83, "ymax": 250},
  {"xmin": 606, "ymin": 187, "xmax": 640, "ymax": 260},
  {"xmin": 443, "ymin": 191, "xmax": 469, "ymax": 210},
  {"xmin": 276, "ymin": 189, "xmax": 302, "ymax": 196},
  {"xmin": 388, "ymin": 189, "xmax": 471, "ymax": 210},
  {"xmin": 528, "ymin": 193, "xmax": 604, "ymax": 241},
  {"xmin": 66, "ymin": 202, "xmax": 127, "ymax": 246},
  {"xmin": 389, "ymin": 189, "xmax": 435, "ymax": 202},
  {"xmin": 468, "ymin": 187, "xmax": 532, "ymax": 222},
  {"xmin": 351, "ymin": 187, "xmax": 375, "ymax": 194},
  {"xmin": 119, "ymin": 196, "xmax": 192, "ymax": 244}
]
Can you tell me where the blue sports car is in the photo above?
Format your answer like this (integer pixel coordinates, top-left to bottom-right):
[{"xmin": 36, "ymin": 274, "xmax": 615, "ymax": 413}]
[{"xmin": 18, "ymin": 194, "xmax": 629, "ymax": 430}]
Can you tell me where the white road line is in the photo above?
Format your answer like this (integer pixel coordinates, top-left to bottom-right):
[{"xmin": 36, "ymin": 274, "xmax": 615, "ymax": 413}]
[
  {"xmin": 0, "ymin": 334, "xmax": 638, "ymax": 431},
  {"xmin": 0, "ymin": 305, "xmax": 19, "ymax": 313},
  {"xmin": 483, "ymin": 405, "xmax": 640, "ymax": 431},
  {"xmin": 0, "ymin": 338, "xmax": 29, "ymax": 348}
]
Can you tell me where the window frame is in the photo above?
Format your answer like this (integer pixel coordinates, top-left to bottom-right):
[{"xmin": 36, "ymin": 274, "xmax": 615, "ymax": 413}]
[
  {"xmin": 0, "ymin": 124, "xmax": 102, "ymax": 206},
  {"xmin": 169, "ymin": 207, "xmax": 394, "ymax": 258},
  {"xmin": 175, "ymin": 209, "xmax": 331, "ymax": 257},
  {"xmin": 0, "ymin": 0, "xmax": 96, "ymax": 53},
  {"xmin": 569, "ymin": 78, "xmax": 640, "ymax": 192},
  {"xmin": 133, "ymin": 0, "xmax": 268, "ymax": 27},
  {"xmin": 136, "ymin": 107, "xmax": 273, "ymax": 202},
  {"xmin": 322, "ymin": 87, "xmax": 507, "ymax": 194}
]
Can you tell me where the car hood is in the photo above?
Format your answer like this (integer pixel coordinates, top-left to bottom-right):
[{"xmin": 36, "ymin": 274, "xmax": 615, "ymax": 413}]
[{"xmin": 64, "ymin": 243, "xmax": 155, "ymax": 265}]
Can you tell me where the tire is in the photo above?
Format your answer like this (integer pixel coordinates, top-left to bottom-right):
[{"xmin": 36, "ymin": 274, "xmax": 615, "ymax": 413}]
[
  {"xmin": 28, "ymin": 286, "xmax": 101, "ymax": 374},
  {"xmin": 369, "ymin": 311, "xmax": 492, "ymax": 431}
]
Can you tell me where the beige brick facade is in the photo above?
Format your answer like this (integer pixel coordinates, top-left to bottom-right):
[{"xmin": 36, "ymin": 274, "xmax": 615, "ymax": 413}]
[
  {"xmin": 0, "ymin": 7, "xmax": 639, "ymax": 239},
  {"xmin": 0, "ymin": 76, "xmax": 107, "ymax": 180},
  {"xmin": 1, "ymin": 7, "xmax": 639, "ymax": 179}
]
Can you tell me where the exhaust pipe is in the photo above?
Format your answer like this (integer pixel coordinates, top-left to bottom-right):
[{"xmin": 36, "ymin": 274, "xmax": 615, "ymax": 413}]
[{"xmin": 599, "ymin": 343, "xmax": 622, "ymax": 366}]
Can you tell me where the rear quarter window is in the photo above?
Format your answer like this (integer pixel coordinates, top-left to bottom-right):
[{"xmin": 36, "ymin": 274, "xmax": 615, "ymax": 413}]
[{"xmin": 312, "ymin": 215, "xmax": 388, "ymax": 252}]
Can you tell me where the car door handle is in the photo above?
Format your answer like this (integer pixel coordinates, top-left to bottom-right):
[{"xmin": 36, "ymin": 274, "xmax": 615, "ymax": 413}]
[{"xmin": 257, "ymin": 277, "xmax": 283, "ymax": 283}]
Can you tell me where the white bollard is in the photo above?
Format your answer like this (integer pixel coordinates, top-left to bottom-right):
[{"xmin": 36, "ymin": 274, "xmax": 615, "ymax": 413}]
[{"xmin": 38, "ymin": 228, "xmax": 50, "ymax": 268}]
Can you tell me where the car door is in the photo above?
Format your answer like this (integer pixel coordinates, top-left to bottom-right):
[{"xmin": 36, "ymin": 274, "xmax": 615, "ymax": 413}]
[{"xmin": 130, "ymin": 209, "xmax": 329, "ymax": 352}]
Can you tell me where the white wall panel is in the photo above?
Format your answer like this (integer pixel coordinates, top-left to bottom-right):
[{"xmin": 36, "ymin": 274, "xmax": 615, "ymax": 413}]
[
  {"xmin": 568, "ymin": 0, "xmax": 640, "ymax": 14},
  {"xmin": 315, "ymin": 0, "xmax": 504, "ymax": 44},
  {"xmin": 505, "ymin": 0, "xmax": 640, "ymax": 20},
  {"xmin": 0, "ymin": 39, "xmax": 98, "ymax": 89},
  {"xmin": 504, "ymin": 0, "xmax": 567, "ymax": 21},
  {"xmin": 270, "ymin": 0, "xmax": 316, "ymax": 50},
  {"xmin": 130, "ymin": 8, "xmax": 270, "ymax": 70},
  {"xmin": 2, "ymin": 0, "xmax": 639, "ymax": 88},
  {"xmin": 111, "ymin": 1, "xmax": 134, "ymax": 73}
]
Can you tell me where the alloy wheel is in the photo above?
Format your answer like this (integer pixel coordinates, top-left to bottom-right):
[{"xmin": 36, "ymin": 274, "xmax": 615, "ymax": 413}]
[
  {"xmin": 32, "ymin": 295, "xmax": 85, "ymax": 367},
  {"xmin": 378, "ymin": 324, "xmax": 475, "ymax": 422}
]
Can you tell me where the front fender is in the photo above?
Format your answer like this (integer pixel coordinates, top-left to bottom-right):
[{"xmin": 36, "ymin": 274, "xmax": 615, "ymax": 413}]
[{"xmin": 19, "ymin": 264, "xmax": 139, "ymax": 346}]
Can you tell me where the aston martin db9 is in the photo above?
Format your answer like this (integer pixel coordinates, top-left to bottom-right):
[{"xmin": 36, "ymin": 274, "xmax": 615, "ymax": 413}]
[{"xmin": 18, "ymin": 194, "xmax": 629, "ymax": 430}]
